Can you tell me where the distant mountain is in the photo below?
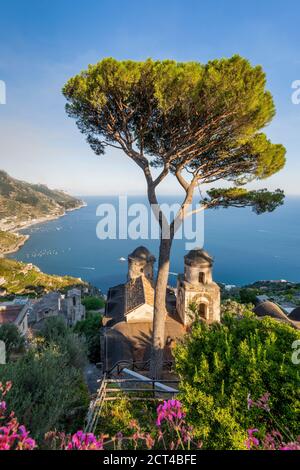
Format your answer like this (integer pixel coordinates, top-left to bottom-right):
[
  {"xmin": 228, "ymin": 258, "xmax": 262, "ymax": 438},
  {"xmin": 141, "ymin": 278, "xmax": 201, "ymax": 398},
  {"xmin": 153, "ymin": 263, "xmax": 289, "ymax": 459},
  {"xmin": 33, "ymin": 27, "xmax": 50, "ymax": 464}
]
[{"xmin": 0, "ymin": 170, "xmax": 83, "ymax": 232}]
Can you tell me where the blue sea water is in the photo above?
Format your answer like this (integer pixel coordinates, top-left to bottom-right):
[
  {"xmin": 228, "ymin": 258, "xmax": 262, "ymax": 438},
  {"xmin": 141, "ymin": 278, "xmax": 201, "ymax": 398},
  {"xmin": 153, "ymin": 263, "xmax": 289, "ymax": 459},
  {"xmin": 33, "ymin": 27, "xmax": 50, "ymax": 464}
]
[{"xmin": 8, "ymin": 196, "xmax": 300, "ymax": 292}]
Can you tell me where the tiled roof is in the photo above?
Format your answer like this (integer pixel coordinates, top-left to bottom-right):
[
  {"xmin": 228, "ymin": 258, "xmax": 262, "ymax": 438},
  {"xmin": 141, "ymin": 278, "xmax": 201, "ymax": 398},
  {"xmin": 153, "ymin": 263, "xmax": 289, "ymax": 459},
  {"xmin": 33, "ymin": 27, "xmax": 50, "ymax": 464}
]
[
  {"xmin": 105, "ymin": 276, "xmax": 155, "ymax": 323},
  {"xmin": 184, "ymin": 248, "xmax": 213, "ymax": 266},
  {"xmin": 125, "ymin": 276, "xmax": 154, "ymax": 314},
  {"xmin": 289, "ymin": 307, "xmax": 300, "ymax": 322},
  {"xmin": 128, "ymin": 246, "xmax": 155, "ymax": 262},
  {"xmin": 0, "ymin": 305, "xmax": 22, "ymax": 325},
  {"xmin": 253, "ymin": 301, "xmax": 294, "ymax": 324},
  {"xmin": 125, "ymin": 277, "xmax": 145, "ymax": 313}
]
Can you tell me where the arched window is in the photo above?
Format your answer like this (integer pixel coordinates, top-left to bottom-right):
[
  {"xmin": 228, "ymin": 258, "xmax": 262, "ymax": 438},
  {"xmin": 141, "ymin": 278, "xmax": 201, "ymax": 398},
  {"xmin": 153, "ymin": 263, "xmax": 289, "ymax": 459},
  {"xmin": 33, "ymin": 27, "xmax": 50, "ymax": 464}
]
[
  {"xmin": 199, "ymin": 272, "xmax": 205, "ymax": 284},
  {"xmin": 199, "ymin": 303, "xmax": 207, "ymax": 319}
]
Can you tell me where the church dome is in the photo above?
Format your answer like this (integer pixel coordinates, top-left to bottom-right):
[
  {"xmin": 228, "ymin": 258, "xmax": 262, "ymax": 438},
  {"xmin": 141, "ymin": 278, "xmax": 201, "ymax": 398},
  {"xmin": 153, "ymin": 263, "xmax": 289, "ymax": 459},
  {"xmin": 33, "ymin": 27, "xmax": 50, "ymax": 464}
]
[
  {"xmin": 184, "ymin": 248, "xmax": 213, "ymax": 267},
  {"xmin": 253, "ymin": 301, "xmax": 291, "ymax": 322},
  {"xmin": 128, "ymin": 246, "xmax": 155, "ymax": 262},
  {"xmin": 289, "ymin": 307, "xmax": 300, "ymax": 322}
]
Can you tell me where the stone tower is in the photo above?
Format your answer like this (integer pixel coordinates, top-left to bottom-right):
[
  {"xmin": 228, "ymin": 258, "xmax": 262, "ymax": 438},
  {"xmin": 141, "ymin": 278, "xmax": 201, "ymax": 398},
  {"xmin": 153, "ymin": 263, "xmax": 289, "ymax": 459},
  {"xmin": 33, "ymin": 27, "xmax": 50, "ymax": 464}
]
[
  {"xmin": 176, "ymin": 248, "xmax": 220, "ymax": 326},
  {"xmin": 127, "ymin": 246, "xmax": 156, "ymax": 282}
]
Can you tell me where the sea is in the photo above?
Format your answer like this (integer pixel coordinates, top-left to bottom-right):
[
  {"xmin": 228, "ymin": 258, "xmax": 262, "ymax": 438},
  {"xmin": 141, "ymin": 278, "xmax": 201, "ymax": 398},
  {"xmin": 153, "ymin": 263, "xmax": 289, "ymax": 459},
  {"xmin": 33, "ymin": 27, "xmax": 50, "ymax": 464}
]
[{"xmin": 8, "ymin": 196, "xmax": 300, "ymax": 293}]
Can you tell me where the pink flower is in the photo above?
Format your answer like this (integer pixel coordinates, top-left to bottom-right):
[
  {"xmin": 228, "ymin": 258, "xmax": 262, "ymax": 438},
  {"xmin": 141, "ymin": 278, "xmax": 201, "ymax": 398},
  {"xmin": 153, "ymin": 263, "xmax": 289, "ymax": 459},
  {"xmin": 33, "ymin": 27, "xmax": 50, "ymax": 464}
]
[
  {"xmin": 247, "ymin": 392, "xmax": 270, "ymax": 412},
  {"xmin": 245, "ymin": 429, "xmax": 260, "ymax": 449},
  {"xmin": 156, "ymin": 399, "xmax": 186, "ymax": 427}
]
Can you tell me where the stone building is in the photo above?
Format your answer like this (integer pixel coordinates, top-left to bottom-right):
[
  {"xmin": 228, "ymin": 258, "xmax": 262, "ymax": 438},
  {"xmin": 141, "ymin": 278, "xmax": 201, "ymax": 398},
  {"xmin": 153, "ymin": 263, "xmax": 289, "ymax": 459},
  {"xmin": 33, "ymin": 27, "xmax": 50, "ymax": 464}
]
[
  {"xmin": 176, "ymin": 248, "xmax": 221, "ymax": 325},
  {"xmin": 29, "ymin": 288, "xmax": 85, "ymax": 329},
  {"xmin": 102, "ymin": 246, "xmax": 220, "ymax": 370},
  {"xmin": 105, "ymin": 246, "xmax": 156, "ymax": 324},
  {"xmin": 0, "ymin": 300, "xmax": 30, "ymax": 335}
]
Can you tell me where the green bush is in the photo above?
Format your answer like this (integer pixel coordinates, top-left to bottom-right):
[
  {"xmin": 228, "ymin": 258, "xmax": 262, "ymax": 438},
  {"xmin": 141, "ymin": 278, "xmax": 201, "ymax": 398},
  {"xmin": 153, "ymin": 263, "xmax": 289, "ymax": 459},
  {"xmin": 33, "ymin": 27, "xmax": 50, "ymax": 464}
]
[
  {"xmin": 0, "ymin": 323, "xmax": 25, "ymax": 359},
  {"xmin": 0, "ymin": 345, "xmax": 89, "ymax": 442},
  {"xmin": 82, "ymin": 296, "xmax": 105, "ymax": 311},
  {"xmin": 38, "ymin": 316, "xmax": 87, "ymax": 370},
  {"xmin": 174, "ymin": 314, "xmax": 300, "ymax": 449},
  {"xmin": 239, "ymin": 288, "xmax": 258, "ymax": 304},
  {"xmin": 73, "ymin": 313, "xmax": 102, "ymax": 363},
  {"xmin": 98, "ymin": 397, "xmax": 157, "ymax": 438},
  {"xmin": 221, "ymin": 299, "xmax": 254, "ymax": 317}
]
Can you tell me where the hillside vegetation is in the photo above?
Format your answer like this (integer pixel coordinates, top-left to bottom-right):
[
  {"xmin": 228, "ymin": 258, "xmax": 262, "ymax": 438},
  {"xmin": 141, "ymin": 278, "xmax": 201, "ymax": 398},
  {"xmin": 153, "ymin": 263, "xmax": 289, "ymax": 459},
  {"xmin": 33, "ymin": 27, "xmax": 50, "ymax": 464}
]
[
  {"xmin": 0, "ymin": 170, "xmax": 83, "ymax": 232},
  {"xmin": 0, "ymin": 230, "xmax": 28, "ymax": 255},
  {"xmin": 0, "ymin": 258, "xmax": 86, "ymax": 295}
]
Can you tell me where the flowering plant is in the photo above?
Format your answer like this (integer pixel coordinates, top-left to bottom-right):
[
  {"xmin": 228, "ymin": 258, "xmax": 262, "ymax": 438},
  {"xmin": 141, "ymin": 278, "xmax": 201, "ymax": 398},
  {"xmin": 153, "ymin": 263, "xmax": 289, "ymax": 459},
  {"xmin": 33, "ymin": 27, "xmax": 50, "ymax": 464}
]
[
  {"xmin": 1, "ymin": 382, "xmax": 300, "ymax": 451},
  {"xmin": 246, "ymin": 392, "xmax": 300, "ymax": 450},
  {"xmin": 44, "ymin": 399, "xmax": 201, "ymax": 450},
  {"xmin": 0, "ymin": 382, "xmax": 36, "ymax": 450}
]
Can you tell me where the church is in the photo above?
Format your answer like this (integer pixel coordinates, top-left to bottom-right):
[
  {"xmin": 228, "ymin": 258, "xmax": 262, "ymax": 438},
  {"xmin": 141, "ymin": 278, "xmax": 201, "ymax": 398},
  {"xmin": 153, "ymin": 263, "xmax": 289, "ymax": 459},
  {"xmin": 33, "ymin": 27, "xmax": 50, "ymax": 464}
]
[{"xmin": 102, "ymin": 246, "xmax": 220, "ymax": 369}]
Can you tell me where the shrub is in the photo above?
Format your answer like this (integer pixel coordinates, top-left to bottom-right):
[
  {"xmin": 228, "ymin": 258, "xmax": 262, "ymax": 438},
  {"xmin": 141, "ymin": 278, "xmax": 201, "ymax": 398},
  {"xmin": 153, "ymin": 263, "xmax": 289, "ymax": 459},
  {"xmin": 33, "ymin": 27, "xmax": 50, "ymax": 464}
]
[
  {"xmin": 0, "ymin": 324, "xmax": 25, "ymax": 359},
  {"xmin": 239, "ymin": 288, "xmax": 258, "ymax": 304},
  {"xmin": 1, "ymin": 385, "xmax": 300, "ymax": 451},
  {"xmin": 221, "ymin": 299, "xmax": 254, "ymax": 317},
  {"xmin": 0, "ymin": 346, "xmax": 89, "ymax": 442},
  {"xmin": 174, "ymin": 315, "xmax": 300, "ymax": 449},
  {"xmin": 0, "ymin": 381, "xmax": 36, "ymax": 450},
  {"xmin": 38, "ymin": 317, "xmax": 87, "ymax": 370},
  {"xmin": 73, "ymin": 313, "xmax": 102, "ymax": 363},
  {"xmin": 82, "ymin": 296, "xmax": 105, "ymax": 311}
]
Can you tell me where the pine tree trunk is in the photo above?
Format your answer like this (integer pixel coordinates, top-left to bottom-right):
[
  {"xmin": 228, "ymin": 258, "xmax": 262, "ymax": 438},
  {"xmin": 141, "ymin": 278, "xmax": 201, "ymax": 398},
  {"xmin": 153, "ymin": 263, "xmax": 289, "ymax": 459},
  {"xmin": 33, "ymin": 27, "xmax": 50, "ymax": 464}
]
[{"xmin": 150, "ymin": 236, "xmax": 173, "ymax": 379}]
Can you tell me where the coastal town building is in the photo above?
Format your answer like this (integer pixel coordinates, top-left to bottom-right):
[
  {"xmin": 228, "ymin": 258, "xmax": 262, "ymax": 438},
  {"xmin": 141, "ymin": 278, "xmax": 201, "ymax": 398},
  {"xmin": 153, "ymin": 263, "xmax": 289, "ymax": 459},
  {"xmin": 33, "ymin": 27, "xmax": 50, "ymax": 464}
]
[
  {"xmin": 28, "ymin": 288, "xmax": 85, "ymax": 329},
  {"xmin": 102, "ymin": 246, "xmax": 220, "ymax": 370},
  {"xmin": 0, "ymin": 299, "xmax": 31, "ymax": 335}
]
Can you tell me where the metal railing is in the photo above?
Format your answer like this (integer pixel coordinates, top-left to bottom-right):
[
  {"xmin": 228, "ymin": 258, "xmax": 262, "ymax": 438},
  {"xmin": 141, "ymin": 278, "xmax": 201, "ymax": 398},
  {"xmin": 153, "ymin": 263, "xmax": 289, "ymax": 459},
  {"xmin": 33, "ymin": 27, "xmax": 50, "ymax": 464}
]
[
  {"xmin": 105, "ymin": 359, "xmax": 174, "ymax": 377},
  {"xmin": 84, "ymin": 373, "xmax": 107, "ymax": 434},
  {"xmin": 85, "ymin": 359, "xmax": 178, "ymax": 433}
]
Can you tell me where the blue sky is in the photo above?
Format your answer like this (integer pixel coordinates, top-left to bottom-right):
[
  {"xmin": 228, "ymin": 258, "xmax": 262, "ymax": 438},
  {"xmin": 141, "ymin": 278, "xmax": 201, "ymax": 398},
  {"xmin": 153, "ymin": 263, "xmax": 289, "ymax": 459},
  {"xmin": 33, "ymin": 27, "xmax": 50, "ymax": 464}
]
[{"xmin": 0, "ymin": 0, "xmax": 300, "ymax": 195}]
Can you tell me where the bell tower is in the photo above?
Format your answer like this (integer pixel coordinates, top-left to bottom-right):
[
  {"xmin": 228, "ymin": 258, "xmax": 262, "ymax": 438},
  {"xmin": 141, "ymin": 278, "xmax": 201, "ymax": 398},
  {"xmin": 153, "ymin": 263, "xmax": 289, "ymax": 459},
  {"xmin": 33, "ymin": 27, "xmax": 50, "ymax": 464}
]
[
  {"xmin": 128, "ymin": 246, "xmax": 156, "ymax": 282},
  {"xmin": 176, "ymin": 248, "xmax": 220, "ymax": 326}
]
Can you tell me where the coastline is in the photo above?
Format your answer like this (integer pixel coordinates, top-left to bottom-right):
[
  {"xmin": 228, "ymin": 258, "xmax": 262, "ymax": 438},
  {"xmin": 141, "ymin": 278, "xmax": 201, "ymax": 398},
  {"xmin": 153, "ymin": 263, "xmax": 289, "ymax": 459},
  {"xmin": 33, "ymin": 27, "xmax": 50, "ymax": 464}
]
[
  {"xmin": 11, "ymin": 201, "xmax": 87, "ymax": 233},
  {"xmin": 1, "ymin": 201, "xmax": 87, "ymax": 256},
  {"xmin": 0, "ymin": 234, "xmax": 29, "ymax": 258}
]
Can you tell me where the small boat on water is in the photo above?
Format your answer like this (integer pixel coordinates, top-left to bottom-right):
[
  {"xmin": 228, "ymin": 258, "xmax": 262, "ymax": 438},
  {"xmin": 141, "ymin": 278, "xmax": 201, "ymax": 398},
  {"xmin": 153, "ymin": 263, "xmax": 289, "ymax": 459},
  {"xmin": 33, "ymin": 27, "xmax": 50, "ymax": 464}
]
[{"xmin": 119, "ymin": 257, "xmax": 126, "ymax": 262}]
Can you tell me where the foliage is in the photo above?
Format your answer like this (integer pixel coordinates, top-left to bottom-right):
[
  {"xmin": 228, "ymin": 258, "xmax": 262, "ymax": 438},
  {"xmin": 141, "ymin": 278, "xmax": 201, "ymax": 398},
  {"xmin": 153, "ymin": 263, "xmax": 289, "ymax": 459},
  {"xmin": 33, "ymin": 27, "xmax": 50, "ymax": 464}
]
[
  {"xmin": 98, "ymin": 397, "xmax": 156, "ymax": 438},
  {"xmin": 0, "ymin": 381, "xmax": 36, "ymax": 450},
  {"xmin": 205, "ymin": 188, "xmax": 284, "ymax": 214},
  {"xmin": 0, "ymin": 324, "xmax": 25, "ymax": 359},
  {"xmin": 46, "ymin": 399, "xmax": 200, "ymax": 450},
  {"xmin": 38, "ymin": 316, "xmax": 87, "ymax": 370},
  {"xmin": 0, "ymin": 230, "xmax": 27, "ymax": 255},
  {"xmin": 0, "ymin": 258, "xmax": 86, "ymax": 295},
  {"xmin": 220, "ymin": 299, "xmax": 254, "ymax": 317},
  {"xmin": 239, "ymin": 288, "xmax": 258, "ymax": 304},
  {"xmin": 245, "ymin": 393, "xmax": 300, "ymax": 450},
  {"xmin": 0, "ymin": 317, "xmax": 89, "ymax": 442},
  {"xmin": 73, "ymin": 312, "xmax": 102, "ymax": 363},
  {"xmin": 82, "ymin": 296, "xmax": 105, "ymax": 311},
  {"xmin": 174, "ymin": 315, "xmax": 300, "ymax": 449},
  {"xmin": 63, "ymin": 56, "xmax": 285, "ymax": 214},
  {"xmin": 0, "ymin": 346, "xmax": 89, "ymax": 442},
  {"xmin": 2, "ymin": 383, "xmax": 300, "ymax": 451}
]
